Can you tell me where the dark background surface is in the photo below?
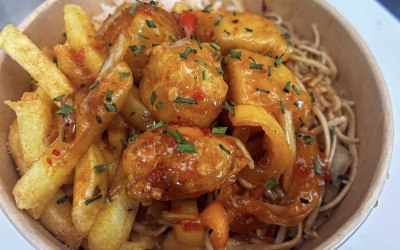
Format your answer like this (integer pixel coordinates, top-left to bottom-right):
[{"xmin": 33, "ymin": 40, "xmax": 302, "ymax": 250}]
[{"xmin": 378, "ymin": 0, "xmax": 400, "ymax": 19}]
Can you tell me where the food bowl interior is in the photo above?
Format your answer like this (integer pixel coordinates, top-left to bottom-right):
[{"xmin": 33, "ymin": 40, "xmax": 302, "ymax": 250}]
[{"xmin": 0, "ymin": 0, "xmax": 392, "ymax": 249}]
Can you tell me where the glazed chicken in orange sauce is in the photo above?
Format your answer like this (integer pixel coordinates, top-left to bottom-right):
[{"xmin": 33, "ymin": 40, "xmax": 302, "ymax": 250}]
[
  {"xmin": 195, "ymin": 10, "xmax": 293, "ymax": 60},
  {"xmin": 140, "ymin": 37, "xmax": 228, "ymax": 128},
  {"xmin": 100, "ymin": 3, "xmax": 184, "ymax": 80},
  {"xmin": 122, "ymin": 126, "xmax": 253, "ymax": 204}
]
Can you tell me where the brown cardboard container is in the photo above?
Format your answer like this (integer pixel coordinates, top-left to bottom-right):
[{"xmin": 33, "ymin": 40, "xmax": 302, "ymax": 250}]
[{"xmin": 0, "ymin": 0, "xmax": 394, "ymax": 249}]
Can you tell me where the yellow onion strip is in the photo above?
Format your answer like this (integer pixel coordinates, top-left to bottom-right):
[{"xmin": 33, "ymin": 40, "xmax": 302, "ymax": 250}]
[
  {"xmin": 279, "ymin": 111, "xmax": 297, "ymax": 192},
  {"xmin": 229, "ymin": 105, "xmax": 291, "ymax": 185},
  {"xmin": 218, "ymin": 138, "xmax": 325, "ymax": 226},
  {"xmin": 200, "ymin": 202, "xmax": 229, "ymax": 250}
]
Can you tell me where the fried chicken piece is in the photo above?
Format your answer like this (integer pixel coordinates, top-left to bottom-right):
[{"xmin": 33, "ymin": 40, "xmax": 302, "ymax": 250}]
[{"xmin": 122, "ymin": 126, "xmax": 253, "ymax": 204}]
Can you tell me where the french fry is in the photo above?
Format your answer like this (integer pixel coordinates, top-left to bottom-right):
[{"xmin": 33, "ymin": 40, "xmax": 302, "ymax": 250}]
[
  {"xmin": 0, "ymin": 24, "xmax": 73, "ymax": 105},
  {"xmin": 88, "ymin": 164, "xmax": 140, "ymax": 250},
  {"xmin": 40, "ymin": 190, "xmax": 84, "ymax": 249},
  {"xmin": 163, "ymin": 232, "xmax": 203, "ymax": 250},
  {"xmin": 120, "ymin": 235, "xmax": 156, "ymax": 250},
  {"xmin": 7, "ymin": 120, "xmax": 29, "ymax": 176},
  {"xmin": 172, "ymin": 199, "xmax": 205, "ymax": 247},
  {"xmin": 121, "ymin": 85, "xmax": 154, "ymax": 130},
  {"xmin": 72, "ymin": 144, "xmax": 109, "ymax": 236},
  {"xmin": 64, "ymin": 4, "xmax": 105, "ymax": 75},
  {"xmin": 107, "ymin": 128, "xmax": 128, "ymax": 159},
  {"xmin": 5, "ymin": 92, "xmax": 53, "ymax": 166},
  {"xmin": 13, "ymin": 62, "xmax": 133, "ymax": 210},
  {"xmin": 98, "ymin": 139, "xmax": 118, "ymax": 183}
]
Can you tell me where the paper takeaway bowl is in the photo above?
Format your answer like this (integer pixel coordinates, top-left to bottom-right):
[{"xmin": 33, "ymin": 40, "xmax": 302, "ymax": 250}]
[{"xmin": 0, "ymin": 0, "xmax": 394, "ymax": 249}]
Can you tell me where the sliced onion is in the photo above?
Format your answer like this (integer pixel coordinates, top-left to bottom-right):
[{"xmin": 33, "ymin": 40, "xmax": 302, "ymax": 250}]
[
  {"xmin": 329, "ymin": 144, "xmax": 353, "ymax": 180},
  {"xmin": 280, "ymin": 111, "xmax": 297, "ymax": 191}
]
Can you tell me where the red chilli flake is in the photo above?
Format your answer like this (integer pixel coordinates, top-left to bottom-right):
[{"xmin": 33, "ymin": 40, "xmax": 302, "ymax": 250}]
[
  {"xmin": 52, "ymin": 149, "xmax": 61, "ymax": 156},
  {"xmin": 192, "ymin": 90, "xmax": 205, "ymax": 102},
  {"xmin": 201, "ymin": 128, "xmax": 212, "ymax": 137},
  {"xmin": 232, "ymin": 19, "xmax": 239, "ymax": 24},
  {"xmin": 47, "ymin": 157, "xmax": 53, "ymax": 166}
]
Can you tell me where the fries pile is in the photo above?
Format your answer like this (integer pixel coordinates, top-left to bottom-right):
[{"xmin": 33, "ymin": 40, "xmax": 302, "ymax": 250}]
[{"xmin": 1, "ymin": 5, "xmax": 151, "ymax": 249}]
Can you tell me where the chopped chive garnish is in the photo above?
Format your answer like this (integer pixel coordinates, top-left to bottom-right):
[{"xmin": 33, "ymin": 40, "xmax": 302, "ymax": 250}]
[
  {"xmin": 250, "ymin": 63, "xmax": 264, "ymax": 70},
  {"xmin": 279, "ymin": 100, "xmax": 285, "ymax": 114},
  {"xmin": 295, "ymin": 132, "xmax": 315, "ymax": 144},
  {"xmin": 168, "ymin": 129, "xmax": 185, "ymax": 142},
  {"xmin": 222, "ymin": 100, "xmax": 235, "ymax": 116},
  {"xmin": 292, "ymin": 85, "xmax": 301, "ymax": 95},
  {"xmin": 224, "ymin": 29, "xmax": 231, "ymax": 35},
  {"xmin": 129, "ymin": 4, "xmax": 137, "ymax": 15},
  {"xmin": 210, "ymin": 42, "xmax": 220, "ymax": 51},
  {"xmin": 177, "ymin": 142, "xmax": 196, "ymax": 153},
  {"xmin": 230, "ymin": 49, "xmax": 241, "ymax": 60},
  {"xmin": 57, "ymin": 105, "xmax": 76, "ymax": 117},
  {"xmin": 245, "ymin": 27, "xmax": 253, "ymax": 32},
  {"xmin": 168, "ymin": 35, "xmax": 177, "ymax": 42},
  {"xmin": 155, "ymin": 101, "xmax": 164, "ymax": 110},
  {"xmin": 150, "ymin": 91, "xmax": 157, "ymax": 105},
  {"xmin": 194, "ymin": 75, "xmax": 198, "ymax": 81},
  {"xmin": 94, "ymin": 164, "xmax": 106, "ymax": 174},
  {"xmin": 151, "ymin": 121, "xmax": 168, "ymax": 130},
  {"xmin": 89, "ymin": 80, "xmax": 100, "ymax": 90},
  {"xmin": 146, "ymin": 20, "xmax": 157, "ymax": 28},
  {"xmin": 149, "ymin": 0, "xmax": 158, "ymax": 6},
  {"xmin": 256, "ymin": 88, "xmax": 270, "ymax": 94},
  {"xmin": 56, "ymin": 195, "xmax": 68, "ymax": 205},
  {"xmin": 219, "ymin": 144, "xmax": 231, "ymax": 155},
  {"xmin": 197, "ymin": 38, "xmax": 202, "ymax": 49},
  {"xmin": 105, "ymin": 103, "xmax": 118, "ymax": 112},
  {"xmin": 105, "ymin": 90, "xmax": 113, "ymax": 102},
  {"xmin": 267, "ymin": 65, "xmax": 272, "ymax": 77},
  {"xmin": 281, "ymin": 32, "xmax": 291, "ymax": 39},
  {"xmin": 232, "ymin": 10, "xmax": 237, "ymax": 16},
  {"xmin": 195, "ymin": 59, "xmax": 207, "ymax": 67},
  {"xmin": 202, "ymin": 70, "xmax": 207, "ymax": 80},
  {"xmin": 96, "ymin": 115, "xmax": 103, "ymax": 124},
  {"xmin": 338, "ymin": 174, "xmax": 349, "ymax": 181},
  {"xmin": 127, "ymin": 134, "xmax": 139, "ymax": 144},
  {"xmin": 314, "ymin": 158, "xmax": 323, "ymax": 175},
  {"xmin": 152, "ymin": 43, "xmax": 159, "ymax": 47},
  {"xmin": 216, "ymin": 67, "xmax": 223, "ymax": 75},
  {"xmin": 180, "ymin": 47, "xmax": 194, "ymax": 59},
  {"xmin": 310, "ymin": 92, "xmax": 317, "ymax": 103},
  {"xmin": 174, "ymin": 97, "xmax": 198, "ymax": 105},
  {"xmin": 85, "ymin": 194, "xmax": 102, "ymax": 205},
  {"xmin": 299, "ymin": 197, "xmax": 310, "ymax": 204},
  {"xmin": 202, "ymin": 4, "xmax": 213, "ymax": 13},
  {"xmin": 221, "ymin": 57, "xmax": 227, "ymax": 66},
  {"xmin": 283, "ymin": 81, "xmax": 291, "ymax": 93},
  {"xmin": 265, "ymin": 177, "xmax": 278, "ymax": 190},
  {"xmin": 53, "ymin": 94, "xmax": 65, "ymax": 102},
  {"xmin": 104, "ymin": 41, "xmax": 112, "ymax": 47},
  {"xmin": 130, "ymin": 45, "xmax": 145, "ymax": 57},
  {"xmin": 214, "ymin": 15, "xmax": 224, "ymax": 26},
  {"xmin": 267, "ymin": 51, "xmax": 273, "ymax": 58},
  {"xmin": 274, "ymin": 55, "xmax": 283, "ymax": 68},
  {"xmin": 212, "ymin": 127, "xmax": 227, "ymax": 135},
  {"xmin": 138, "ymin": 33, "xmax": 150, "ymax": 40},
  {"xmin": 119, "ymin": 72, "xmax": 130, "ymax": 78},
  {"xmin": 331, "ymin": 179, "xmax": 341, "ymax": 189}
]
